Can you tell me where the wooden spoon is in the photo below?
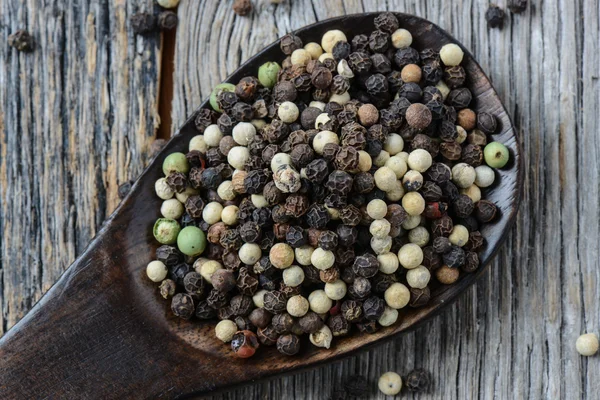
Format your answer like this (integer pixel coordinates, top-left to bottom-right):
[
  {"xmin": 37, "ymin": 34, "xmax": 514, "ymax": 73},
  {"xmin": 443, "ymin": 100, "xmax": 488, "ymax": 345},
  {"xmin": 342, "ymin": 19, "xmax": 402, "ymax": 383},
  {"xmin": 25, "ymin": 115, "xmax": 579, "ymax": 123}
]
[{"xmin": 0, "ymin": 13, "xmax": 522, "ymax": 399}]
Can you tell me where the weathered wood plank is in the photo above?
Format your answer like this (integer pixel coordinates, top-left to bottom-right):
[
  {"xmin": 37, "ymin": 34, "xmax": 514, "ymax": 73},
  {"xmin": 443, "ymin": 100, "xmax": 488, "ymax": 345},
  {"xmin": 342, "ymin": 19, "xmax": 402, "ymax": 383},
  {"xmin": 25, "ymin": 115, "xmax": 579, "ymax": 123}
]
[
  {"xmin": 169, "ymin": 0, "xmax": 600, "ymax": 399},
  {"xmin": 0, "ymin": 0, "xmax": 160, "ymax": 335}
]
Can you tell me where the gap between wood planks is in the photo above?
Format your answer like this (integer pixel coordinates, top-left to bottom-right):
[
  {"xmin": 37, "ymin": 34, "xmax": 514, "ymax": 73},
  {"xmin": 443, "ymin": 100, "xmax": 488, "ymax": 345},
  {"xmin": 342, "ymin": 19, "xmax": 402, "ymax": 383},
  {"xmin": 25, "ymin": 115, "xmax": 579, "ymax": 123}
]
[{"xmin": 158, "ymin": 25, "xmax": 176, "ymax": 140}]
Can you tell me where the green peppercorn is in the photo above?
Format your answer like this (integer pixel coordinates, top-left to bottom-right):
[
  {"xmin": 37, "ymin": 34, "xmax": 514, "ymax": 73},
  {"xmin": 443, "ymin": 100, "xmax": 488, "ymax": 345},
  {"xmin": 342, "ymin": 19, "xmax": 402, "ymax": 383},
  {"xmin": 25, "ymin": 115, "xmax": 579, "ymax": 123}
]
[
  {"xmin": 153, "ymin": 218, "xmax": 181, "ymax": 244},
  {"xmin": 210, "ymin": 83, "xmax": 236, "ymax": 112},
  {"xmin": 177, "ymin": 226, "xmax": 207, "ymax": 256},
  {"xmin": 162, "ymin": 152, "xmax": 190, "ymax": 176},
  {"xmin": 483, "ymin": 141, "xmax": 510, "ymax": 168},
  {"xmin": 258, "ymin": 61, "xmax": 281, "ymax": 89}
]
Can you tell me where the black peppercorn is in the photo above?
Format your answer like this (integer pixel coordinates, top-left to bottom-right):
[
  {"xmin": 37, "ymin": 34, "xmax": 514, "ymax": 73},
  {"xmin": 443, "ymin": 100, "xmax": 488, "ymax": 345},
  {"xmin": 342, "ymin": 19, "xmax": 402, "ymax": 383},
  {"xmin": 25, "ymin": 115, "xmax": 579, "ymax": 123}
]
[
  {"xmin": 257, "ymin": 325, "xmax": 279, "ymax": 346},
  {"xmin": 464, "ymin": 230, "xmax": 485, "ymax": 252},
  {"xmin": 338, "ymin": 205, "xmax": 360, "ymax": 227},
  {"xmin": 477, "ymin": 112, "xmax": 498, "ymax": 134},
  {"xmin": 351, "ymin": 34, "xmax": 369, "ymax": 51},
  {"xmin": 231, "ymin": 294, "xmax": 254, "ymax": 317},
  {"xmin": 443, "ymin": 245, "xmax": 466, "ymax": 268},
  {"xmin": 326, "ymin": 314, "xmax": 348, "ymax": 337},
  {"xmin": 337, "ymin": 224, "xmax": 358, "ymax": 247},
  {"xmin": 462, "ymin": 251, "xmax": 480, "ymax": 273},
  {"xmin": 305, "ymin": 204, "xmax": 330, "ymax": 229},
  {"xmin": 422, "ymin": 60, "xmax": 443, "ymax": 84},
  {"xmin": 194, "ymin": 300, "xmax": 217, "ymax": 319},
  {"xmin": 169, "ymin": 262, "xmax": 190, "ymax": 285},
  {"xmin": 444, "ymin": 66, "xmax": 467, "ymax": 89},
  {"xmin": 352, "ymin": 254, "xmax": 379, "ymax": 278},
  {"xmin": 362, "ymin": 296, "xmax": 385, "ymax": 320},
  {"xmin": 475, "ymin": 199, "xmax": 497, "ymax": 222},
  {"xmin": 206, "ymin": 288, "xmax": 230, "ymax": 309},
  {"xmin": 273, "ymin": 80, "xmax": 298, "ymax": 102},
  {"xmin": 249, "ymin": 308, "xmax": 272, "ymax": 329},
  {"xmin": 290, "ymin": 144, "xmax": 315, "ymax": 168},
  {"xmin": 369, "ymin": 30, "xmax": 389, "ymax": 53},
  {"xmin": 348, "ymin": 51, "xmax": 373, "ymax": 74},
  {"xmin": 171, "ymin": 293, "xmax": 195, "ymax": 319},
  {"xmin": 285, "ymin": 225, "xmax": 307, "ymax": 248},
  {"xmin": 486, "ymin": 5, "xmax": 506, "ymax": 28},
  {"xmin": 333, "ymin": 146, "xmax": 359, "ymax": 171},
  {"xmin": 453, "ymin": 194, "xmax": 474, "ymax": 218},
  {"xmin": 431, "ymin": 215, "xmax": 454, "ymax": 237},
  {"xmin": 433, "ymin": 236, "xmax": 452, "ymax": 254},
  {"xmin": 183, "ymin": 271, "xmax": 205, "ymax": 297},
  {"xmin": 348, "ymin": 276, "xmax": 372, "ymax": 300},
  {"xmin": 440, "ymin": 141, "xmax": 462, "ymax": 161},
  {"xmin": 398, "ymin": 82, "xmax": 423, "ymax": 103},
  {"xmin": 409, "ymin": 286, "xmax": 431, "ymax": 308},
  {"xmin": 394, "ymin": 47, "xmax": 420, "ymax": 69},
  {"xmin": 252, "ymin": 207, "xmax": 273, "ymax": 227},
  {"xmin": 280, "ymin": 33, "xmax": 303, "ymax": 55},
  {"xmin": 263, "ymin": 290, "xmax": 287, "ymax": 313},
  {"xmin": 156, "ymin": 245, "xmax": 182, "ymax": 267},
  {"xmin": 237, "ymin": 267, "xmax": 259, "ymax": 295},
  {"xmin": 271, "ymin": 312, "xmax": 295, "ymax": 334},
  {"xmin": 406, "ymin": 368, "xmax": 431, "ymax": 392}
]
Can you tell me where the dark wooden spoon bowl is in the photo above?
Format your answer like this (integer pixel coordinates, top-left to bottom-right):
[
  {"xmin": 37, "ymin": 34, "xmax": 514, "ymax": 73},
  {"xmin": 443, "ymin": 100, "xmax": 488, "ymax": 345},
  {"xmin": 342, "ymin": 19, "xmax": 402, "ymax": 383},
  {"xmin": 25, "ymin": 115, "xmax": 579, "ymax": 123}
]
[{"xmin": 0, "ymin": 13, "xmax": 522, "ymax": 399}]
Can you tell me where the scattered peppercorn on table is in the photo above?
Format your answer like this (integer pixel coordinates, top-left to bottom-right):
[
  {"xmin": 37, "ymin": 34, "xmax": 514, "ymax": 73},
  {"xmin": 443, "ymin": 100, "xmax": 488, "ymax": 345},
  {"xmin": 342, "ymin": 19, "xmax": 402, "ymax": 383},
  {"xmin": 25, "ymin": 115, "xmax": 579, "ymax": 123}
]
[{"xmin": 1, "ymin": 1, "xmax": 599, "ymax": 400}]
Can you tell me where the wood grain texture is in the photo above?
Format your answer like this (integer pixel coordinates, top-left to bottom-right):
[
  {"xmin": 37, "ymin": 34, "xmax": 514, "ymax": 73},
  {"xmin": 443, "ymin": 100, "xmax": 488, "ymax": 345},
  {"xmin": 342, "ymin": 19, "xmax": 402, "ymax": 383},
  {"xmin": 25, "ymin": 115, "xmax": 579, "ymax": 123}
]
[
  {"xmin": 0, "ymin": 0, "xmax": 598, "ymax": 399},
  {"xmin": 0, "ymin": 0, "xmax": 160, "ymax": 336},
  {"xmin": 169, "ymin": 0, "xmax": 600, "ymax": 399}
]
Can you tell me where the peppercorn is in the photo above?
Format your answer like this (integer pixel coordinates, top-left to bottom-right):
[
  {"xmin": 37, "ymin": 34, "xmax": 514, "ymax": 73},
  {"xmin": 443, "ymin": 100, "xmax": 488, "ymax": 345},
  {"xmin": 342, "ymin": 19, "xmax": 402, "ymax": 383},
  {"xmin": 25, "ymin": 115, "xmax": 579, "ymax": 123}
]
[
  {"xmin": 237, "ymin": 267, "xmax": 259, "ymax": 295},
  {"xmin": 288, "ymin": 144, "xmax": 314, "ymax": 169},
  {"xmin": 348, "ymin": 51, "xmax": 372, "ymax": 74},
  {"xmin": 344, "ymin": 375, "xmax": 371, "ymax": 398},
  {"xmin": 272, "ymin": 333, "xmax": 300, "ymax": 355},
  {"xmin": 156, "ymin": 280, "xmax": 175, "ymax": 301},
  {"xmin": 486, "ymin": 5, "xmax": 506, "ymax": 28},
  {"xmin": 464, "ymin": 230, "xmax": 485, "ymax": 252},
  {"xmin": 130, "ymin": 13, "xmax": 157, "ymax": 35},
  {"xmin": 442, "ymin": 245, "xmax": 466, "ymax": 268},
  {"xmin": 444, "ymin": 66, "xmax": 466, "ymax": 88},
  {"xmin": 182, "ymin": 271, "xmax": 204, "ymax": 297},
  {"xmin": 167, "ymin": 262, "xmax": 189, "ymax": 285},
  {"xmin": 155, "ymin": 245, "xmax": 182, "ymax": 267},
  {"xmin": 171, "ymin": 293, "xmax": 195, "ymax": 320},
  {"xmin": 360, "ymin": 296, "xmax": 384, "ymax": 320},
  {"xmin": 263, "ymin": 290, "xmax": 287, "ymax": 313},
  {"xmin": 461, "ymin": 144, "xmax": 483, "ymax": 167},
  {"xmin": 398, "ymin": 82, "xmax": 422, "ymax": 104},
  {"xmin": 249, "ymin": 308, "xmax": 272, "ymax": 329},
  {"xmin": 405, "ymin": 368, "xmax": 431, "ymax": 392},
  {"xmin": 462, "ymin": 251, "xmax": 479, "ymax": 273},
  {"xmin": 431, "ymin": 215, "xmax": 453, "ymax": 238},
  {"xmin": 270, "ymin": 312, "xmax": 294, "ymax": 334},
  {"xmin": 407, "ymin": 286, "xmax": 430, "ymax": 308},
  {"xmin": 474, "ymin": 199, "xmax": 497, "ymax": 222},
  {"xmin": 230, "ymin": 294, "xmax": 254, "ymax": 317}
]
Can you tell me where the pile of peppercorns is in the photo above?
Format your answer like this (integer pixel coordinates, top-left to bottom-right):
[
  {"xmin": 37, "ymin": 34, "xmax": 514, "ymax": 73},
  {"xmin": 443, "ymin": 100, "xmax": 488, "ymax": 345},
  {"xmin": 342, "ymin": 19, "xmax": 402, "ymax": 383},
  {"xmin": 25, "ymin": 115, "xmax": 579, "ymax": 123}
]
[{"xmin": 147, "ymin": 12, "xmax": 511, "ymax": 358}]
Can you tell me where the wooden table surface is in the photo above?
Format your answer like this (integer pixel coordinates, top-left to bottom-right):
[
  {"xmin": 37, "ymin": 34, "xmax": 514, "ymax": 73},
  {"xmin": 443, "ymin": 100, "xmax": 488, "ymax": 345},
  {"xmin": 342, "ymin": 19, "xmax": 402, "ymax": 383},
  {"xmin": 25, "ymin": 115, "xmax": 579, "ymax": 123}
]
[{"xmin": 1, "ymin": 0, "xmax": 599, "ymax": 398}]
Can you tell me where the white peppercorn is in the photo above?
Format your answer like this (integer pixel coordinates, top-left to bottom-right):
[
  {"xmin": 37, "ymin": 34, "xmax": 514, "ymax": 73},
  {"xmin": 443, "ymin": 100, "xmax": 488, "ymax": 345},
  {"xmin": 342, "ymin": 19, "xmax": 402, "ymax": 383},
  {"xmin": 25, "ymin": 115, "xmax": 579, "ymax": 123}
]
[
  {"xmin": 189, "ymin": 135, "xmax": 208, "ymax": 153},
  {"xmin": 377, "ymin": 306, "xmax": 399, "ymax": 327},
  {"xmin": 374, "ymin": 166, "xmax": 398, "ymax": 192},
  {"xmin": 192, "ymin": 257, "xmax": 209, "ymax": 274},
  {"xmin": 228, "ymin": 146, "xmax": 251, "ymax": 170},
  {"xmin": 370, "ymin": 219, "xmax": 391, "ymax": 239},
  {"xmin": 449, "ymin": 225, "xmax": 469, "ymax": 247},
  {"xmin": 357, "ymin": 150, "xmax": 372, "ymax": 172},
  {"xmin": 291, "ymin": 48, "xmax": 312, "ymax": 66},
  {"xmin": 576, "ymin": 333, "xmax": 599, "ymax": 356},
  {"xmin": 318, "ymin": 53, "xmax": 334, "ymax": 63},
  {"xmin": 452, "ymin": 162, "xmax": 476, "ymax": 188},
  {"xmin": 384, "ymin": 282, "xmax": 410, "ymax": 309},
  {"xmin": 440, "ymin": 43, "xmax": 464, "ymax": 66},
  {"xmin": 232, "ymin": 122, "xmax": 257, "ymax": 146},
  {"xmin": 146, "ymin": 260, "xmax": 168, "ymax": 282},
  {"xmin": 287, "ymin": 295, "xmax": 310, "ymax": 317},
  {"xmin": 371, "ymin": 236, "xmax": 392, "ymax": 255},
  {"xmin": 278, "ymin": 101, "xmax": 300, "ymax": 123},
  {"xmin": 308, "ymin": 290, "xmax": 333, "ymax": 314},
  {"xmin": 203, "ymin": 202, "xmax": 223, "ymax": 224},
  {"xmin": 367, "ymin": 199, "xmax": 388, "ymax": 220},
  {"xmin": 311, "ymin": 247, "xmax": 335, "ymax": 270},
  {"xmin": 456, "ymin": 125, "xmax": 467, "ymax": 144},
  {"xmin": 373, "ymin": 150, "xmax": 391, "ymax": 167},
  {"xmin": 251, "ymin": 194, "xmax": 269, "ymax": 208},
  {"xmin": 408, "ymin": 226, "xmax": 430, "ymax": 247},
  {"xmin": 200, "ymin": 260, "xmax": 223, "ymax": 284},
  {"xmin": 329, "ymin": 91, "xmax": 350, "ymax": 105},
  {"xmin": 270, "ymin": 243, "xmax": 295, "ymax": 269},
  {"xmin": 309, "ymin": 101, "xmax": 326, "ymax": 111},
  {"xmin": 385, "ymin": 180, "xmax": 405, "ymax": 202},
  {"xmin": 398, "ymin": 243, "xmax": 424, "ymax": 269},
  {"xmin": 474, "ymin": 165, "xmax": 495, "ymax": 188},
  {"xmin": 215, "ymin": 320, "xmax": 237, "ymax": 343},
  {"xmin": 304, "ymin": 42, "xmax": 323, "ymax": 59},
  {"xmin": 402, "ymin": 192, "xmax": 425, "ymax": 216},
  {"xmin": 313, "ymin": 130, "xmax": 340, "ymax": 155},
  {"xmin": 217, "ymin": 180, "xmax": 237, "ymax": 201},
  {"xmin": 378, "ymin": 371, "xmax": 402, "ymax": 395},
  {"xmin": 239, "ymin": 243, "xmax": 262, "ymax": 265},
  {"xmin": 321, "ymin": 29, "xmax": 347, "ymax": 53},
  {"xmin": 385, "ymin": 156, "xmax": 408, "ymax": 178},
  {"xmin": 401, "ymin": 215, "xmax": 421, "ymax": 230},
  {"xmin": 460, "ymin": 184, "xmax": 481, "ymax": 203},
  {"xmin": 406, "ymin": 266, "xmax": 431, "ymax": 289},
  {"xmin": 155, "ymin": 177, "xmax": 175, "ymax": 200},
  {"xmin": 295, "ymin": 246, "xmax": 315, "ymax": 266},
  {"xmin": 337, "ymin": 59, "xmax": 354, "ymax": 78},
  {"xmin": 436, "ymin": 80, "xmax": 450, "ymax": 100},
  {"xmin": 383, "ymin": 133, "xmax": 404, "ymax": 155},
  {"xmin": 407, "ymin": 149, "xmax": 433, "ymax": 172},
  {"xmin": 377, "ymin": 252, "xmax": 399, "ymax": 274},
  {"xmin": 204, "ymin": 124, "xmax": 223, "ymax": 147},
  {"xmin": 324, "ymin": 279, "xmax": 347, "ymax": 300},
  {"xmin": 161, "ymin": 198, "xmax": 184, "ymax": 220},
  {"xmin": 309, "ymin": 324, "xmax": 333, "ymax": 349},
  {"xmin": 283, "ymin": 265, "xmax": 305, "ymax": 287},
  {"xmin": 271, "ymin": 152, "xmax": 292, "ymax": 173},
  {"xmin": 391, "ymin": 28, "xmax": 412, "ymax": 49},
  {"xmin": 252, "ymin": 289, "xmax": 267, "ymax": 308}
]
